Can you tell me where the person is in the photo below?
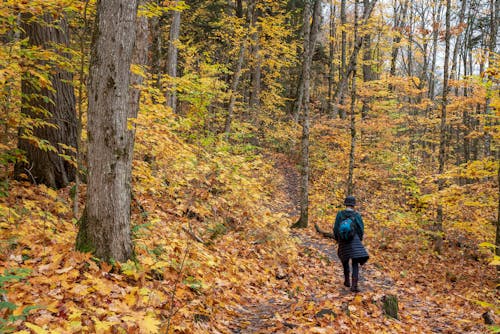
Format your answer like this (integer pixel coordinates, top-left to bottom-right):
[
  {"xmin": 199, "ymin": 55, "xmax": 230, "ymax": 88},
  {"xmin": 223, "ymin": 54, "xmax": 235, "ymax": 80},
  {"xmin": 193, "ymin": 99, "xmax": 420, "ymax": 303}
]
[{"xmin": 333, "ymin": 196, "xmax": 369, "ymax": 292}]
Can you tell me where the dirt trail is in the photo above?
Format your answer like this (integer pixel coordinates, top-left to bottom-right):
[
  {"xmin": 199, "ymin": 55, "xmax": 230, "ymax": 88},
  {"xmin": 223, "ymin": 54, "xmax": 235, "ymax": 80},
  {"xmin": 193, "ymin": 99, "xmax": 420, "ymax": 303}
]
[{"xmin": 229, "ymin": 154, "xmax": 483, "ymax": 333}]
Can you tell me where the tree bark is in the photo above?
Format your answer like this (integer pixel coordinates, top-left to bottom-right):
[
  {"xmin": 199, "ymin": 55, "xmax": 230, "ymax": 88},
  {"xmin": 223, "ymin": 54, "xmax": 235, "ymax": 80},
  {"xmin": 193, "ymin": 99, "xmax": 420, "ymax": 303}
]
[
  {"xmin": 435, "ymin": 0, "xmax": 452, "ymax": 254},
  {"xmin": 292, "ymin": 1, "xmax": 313, "ymax": 122},
  {"xmin": 224, "ymin": 41, "xmax": 246, "ymax": 135},
  {"xmin": 428, "ymin": 0, "xmax": 442, "ymax": 100},
  {"xmin": 150, "ymin": 0, "xmax": 163, "ymax": 88},
  {"xmin": 484, "ymin": 0, "xmax": 498, "ymax": 158},
  {"xmin": 361, "ymin": 0, "xmax": 375, "ymax": 118},
  {"xmin": 338, "ymin": 0, "xmax": 347, "ymax": 119},
  {"xmin": 347, "ymin": 0, "xmax": 359, "ymax": 196},
  {"xmin": 166, "ymin": 0, "xmax": 181, "ymax": 113},
  {"xmin": 328, "ymin": 2, "xmax": 336, "ymax": 116},
  {"xmin": 331, "ymin": 0, "xmax": 377, "ymax": 116},
  {"xmin": 15, "ymin": 14, "xmax": 78, "ymax": 188},
  {"xmin": 76, "ymin": 0, "xmax": 138, "ymax": 262},
  {"xmin": 389, "ymin": 0, "xmax": 409, "ymax": 85},
  {"xmin": 225, "ymin": 1, "xmax": 254, "ymax": 135},
  {"xmin": 292, "ymin": 0, "xmax": 321, "ymax": 229}
]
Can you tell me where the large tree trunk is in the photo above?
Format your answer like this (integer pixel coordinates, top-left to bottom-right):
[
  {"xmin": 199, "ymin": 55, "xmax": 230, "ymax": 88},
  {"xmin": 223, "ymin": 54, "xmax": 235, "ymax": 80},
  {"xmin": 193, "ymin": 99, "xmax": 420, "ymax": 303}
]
[
  {"xmin": 435, "ymin": 0, "xmax": 452, "ymax": 254},
  {"xmin": 76, "ymin": 0, "xmax": 138, "ymax": 262},
  {"xmin": 292, "ymin": 0, "xmax": 321, "ymax": 229},
  {"xmin": 15, "ymin": 14, "xmax": 78, "ymax": 188},
  {"xmin": 166, "ymin": 1, "xmax": 181, "ymax": 113}
]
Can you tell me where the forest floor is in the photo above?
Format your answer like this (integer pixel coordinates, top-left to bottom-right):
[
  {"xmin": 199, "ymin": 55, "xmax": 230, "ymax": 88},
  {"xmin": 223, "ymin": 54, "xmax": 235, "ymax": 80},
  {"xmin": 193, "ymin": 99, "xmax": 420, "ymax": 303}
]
[
  {"xmin": 0, "ymin": 148, "xmax": 497, "ymax": 333},
  {"xmin": 226, "ymin": 153, "xmax": 495, "ymax": 334}
]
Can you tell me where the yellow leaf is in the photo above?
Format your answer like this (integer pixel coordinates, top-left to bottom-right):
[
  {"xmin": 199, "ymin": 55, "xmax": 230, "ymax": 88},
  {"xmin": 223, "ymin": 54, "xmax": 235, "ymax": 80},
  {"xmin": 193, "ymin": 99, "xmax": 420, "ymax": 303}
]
[
  {"xmin": 24, "ymin": 323, "xmax": 49, "ymax": 334},
  {"xmin": 93, "ymin": 317, "xmax": 118, "ymax": 333},
  {"xmin": 139, "ymin": 313, "xmax": 160, "ymax": 334}
]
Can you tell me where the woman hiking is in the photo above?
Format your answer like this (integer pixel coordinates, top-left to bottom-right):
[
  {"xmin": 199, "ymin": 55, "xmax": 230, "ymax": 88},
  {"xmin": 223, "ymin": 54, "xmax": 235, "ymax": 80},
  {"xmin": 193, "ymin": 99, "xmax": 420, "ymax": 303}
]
[{"xmin": 333, "ymin": 196, "xmax": 369, "ymax": 292}]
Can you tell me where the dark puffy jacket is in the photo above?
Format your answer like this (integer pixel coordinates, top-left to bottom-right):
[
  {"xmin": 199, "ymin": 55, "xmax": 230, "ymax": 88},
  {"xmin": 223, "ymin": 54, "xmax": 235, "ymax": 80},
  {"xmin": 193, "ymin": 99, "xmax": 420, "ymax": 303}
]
[{"xmin": 333, "ymin": 210, "xmax": 369, "ymax": 264}]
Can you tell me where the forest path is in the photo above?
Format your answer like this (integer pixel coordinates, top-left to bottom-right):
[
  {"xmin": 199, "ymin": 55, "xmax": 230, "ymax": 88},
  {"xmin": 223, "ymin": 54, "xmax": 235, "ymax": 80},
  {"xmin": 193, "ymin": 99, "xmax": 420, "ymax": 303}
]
[{"xmin": 228, "ymin": 153, "xmax": 468, "ymax": 333}]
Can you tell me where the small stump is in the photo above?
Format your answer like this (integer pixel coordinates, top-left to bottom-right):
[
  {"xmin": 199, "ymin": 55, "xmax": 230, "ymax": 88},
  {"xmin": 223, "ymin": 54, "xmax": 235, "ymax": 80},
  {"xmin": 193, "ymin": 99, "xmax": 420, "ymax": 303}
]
[{"xmin": 382, "ymin": 294, "xmax": 399, "ymax": 320}]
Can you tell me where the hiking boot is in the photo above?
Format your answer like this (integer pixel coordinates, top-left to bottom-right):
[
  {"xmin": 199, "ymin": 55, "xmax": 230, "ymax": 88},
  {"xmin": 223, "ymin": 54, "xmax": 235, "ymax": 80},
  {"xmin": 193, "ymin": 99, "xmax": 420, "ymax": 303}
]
[
  {"xmin": 351, "ymin": 278, "xmax": 360, "ymax": 292},
  {"xmin": 343, "ymin": 278, "xmax": 350, "ymax": 287}
]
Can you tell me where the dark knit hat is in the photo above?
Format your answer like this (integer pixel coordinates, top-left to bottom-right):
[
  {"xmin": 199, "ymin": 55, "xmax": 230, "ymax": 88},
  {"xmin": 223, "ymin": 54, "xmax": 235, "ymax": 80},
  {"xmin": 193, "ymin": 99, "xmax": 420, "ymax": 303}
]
[{"xmin": 344, "ymin": 196, "xmax": 356, "ymax": 207}]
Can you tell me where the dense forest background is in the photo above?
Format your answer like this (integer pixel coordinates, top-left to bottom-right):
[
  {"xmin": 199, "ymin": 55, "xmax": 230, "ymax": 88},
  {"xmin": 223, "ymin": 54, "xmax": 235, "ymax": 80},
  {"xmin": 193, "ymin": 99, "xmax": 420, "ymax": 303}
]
[{"xmin": 0, "ymin": 0, "xmax": 499, "ymax": 332}]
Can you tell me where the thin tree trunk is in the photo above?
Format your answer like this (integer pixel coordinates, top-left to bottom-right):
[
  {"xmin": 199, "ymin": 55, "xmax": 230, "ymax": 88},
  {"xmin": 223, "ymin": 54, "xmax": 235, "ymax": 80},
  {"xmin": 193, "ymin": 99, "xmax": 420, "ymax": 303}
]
[
  {"xmin": 15, "ymin": 14, "xmax": 78, "ymax": 188},
  {"xmin": 292, "ymin": 0, "xmax": 321, "ymax": 229},
  {"xmin": 76, "ymin": 0, "xmax": 138, "ymax": 262},
  {"xmin": 331, "ymin": 0, "xmax": 377, "ymax": 116},
  {"xmin": 450, "ymin": 0, "xmax": 467, "ymax": 96},
  {"xmin": 389, "ymin": 0, "xmax": 409, "ymax": 87},
  {"xmin": 484, "ymin": 0, "xmax": 498, "ymax": 158},
  {"xmin": 166, "ymin": 1, "xmax": 181, "ymax": 113},
  {"xmin": 347, "ymin": 0, "xmax": 359, "ymax": 196},
  {"xmin": 338, "ymin": 0, "xmax": 347, "ymax": 119},
  {"xmin": 225, "ymin": 0, "xmax": 255, "ymax": 135},
  {"xmin": 361, "ymin": 0, "xmax": 374, "ymax": 119},
  {"xmin": 435, "ymin": 0, "xmax": 452, "ymax": 254},
  {"xmin": 428, "ymin": 0, "xmax": 442, "ymax": 100},
  {"xmin": 74, "ymin": 0, "xmax": 91, "ymax": 218},
  {"xmin": 496, "ymin": 158, "xmax": 500, "ymax": 273},
  {"xmin": 130, "ymin": 1, "xmax": 150, "ymax": 140},
  {"xmin": 249, "ymin": 4, "xmax": 262, "ymax": 126},
  {"xmin": 224, "ymin": 41, "xmax": 246, "ymax": 135},
  {"xmin": 150, "ymin": 0, "xmax": 163, "ymax": 88},
  {"xmin": 292, "ymin": 1, "xmax": 313, "ymax": 122},
  {"xmin": 328, "ymin": 2, "xmax": 336, "ymax": 116}
]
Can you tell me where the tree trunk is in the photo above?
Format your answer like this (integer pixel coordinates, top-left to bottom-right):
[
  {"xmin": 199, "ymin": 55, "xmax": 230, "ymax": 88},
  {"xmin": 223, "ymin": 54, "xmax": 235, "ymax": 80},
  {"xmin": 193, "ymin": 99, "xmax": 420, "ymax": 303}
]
[
  {"xmin": 130, "ymin": 1, "xmax": 150, "ymax": 145},
  {"xmin": 292, "ymin": 0, "xmax": 321, "ymax": 229},
  {"xmin": 149, "ymin": 0, "xmax": 163, "ymax": 88},
  {"xmin": 450, "ymin": 0, "xmax": 467, "ymax": 96},
  {"xmin": 328, "ymin": 2, "xmax": 336, "ymax": 116},
  {"xmin": 76, "ymin": 0, "xmax": 138, "ymax": 263},
  {"xmin": 331, "ymin": 0, "xmax": 377, "ymax": 116},
  {"xmin": 428, "ymin": 0, "xmax": 442, "ymax": 100},
  {"xmin": 347, "ymin": 0, "xmax": 359, "ymax": 196},
  {"xmin": 166, "ymin": 1, "xmax": 181, "ymax": 113},
  {"xmin": 389, "ymin": 0, "xmax": 409, "ymax": 87},
  {"xmin": 496, "ymin": 158, "xmax": 500, "ymax": 273},
  {"xmin": 15, "ymin": 14, "xmax": 78, "ymax": 188},
  {"xmin": 484, "ymin": 0, "xmax": 498, "ymax": 158},
  {"xmin": 249, "ymin": 4, "xmax": 262, "ymax": 128},
  {"xmin": 361, "ymin": 0, "xmax": 375, "ymax": 119},
  {"xmin": 225, "ymin": 1, "xmax": 254, "ymax": 135},
  {"xmin": 224, "ymin": 41, "xmax": 246, "ymax": 135},
  {"xmin": 435, "ymin": 0, "xmax": 452, "ymax": 254},
  {"xmin": 338, "ymin": 0, "xmax": 347, "ymax": 119},
  {"xmin": 292, "ymin": 1, "xmax": 313, "ymax": 122}
]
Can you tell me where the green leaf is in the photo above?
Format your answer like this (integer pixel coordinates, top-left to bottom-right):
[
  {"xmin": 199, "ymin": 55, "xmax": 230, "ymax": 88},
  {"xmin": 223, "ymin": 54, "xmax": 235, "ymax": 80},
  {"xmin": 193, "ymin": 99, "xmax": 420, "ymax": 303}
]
[{"xmin": 0, "ymin": 301, "xmax": 17, "ymax": 311}]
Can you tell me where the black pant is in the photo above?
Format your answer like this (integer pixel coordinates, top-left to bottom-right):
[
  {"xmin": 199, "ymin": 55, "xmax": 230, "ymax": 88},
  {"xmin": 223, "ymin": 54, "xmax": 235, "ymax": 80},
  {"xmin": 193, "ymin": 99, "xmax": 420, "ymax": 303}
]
[{"xmin": 342, "ymin": 258, "xmax": 361, "ymax": 280}]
